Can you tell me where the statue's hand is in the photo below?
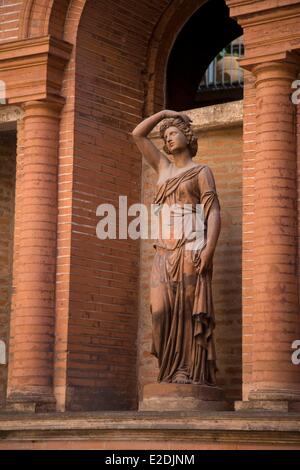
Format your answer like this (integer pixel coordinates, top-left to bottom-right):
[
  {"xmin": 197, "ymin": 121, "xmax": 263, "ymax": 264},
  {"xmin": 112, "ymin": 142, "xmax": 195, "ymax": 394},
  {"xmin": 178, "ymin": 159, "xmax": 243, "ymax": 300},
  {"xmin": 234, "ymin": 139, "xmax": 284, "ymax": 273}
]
[
  {"xmin": 199, "ymin": 247, "xmax": 213, "ymax": 275},
  {"xmin": 163, "ymin": 110, "xmax": 192, "ymax": 124}
]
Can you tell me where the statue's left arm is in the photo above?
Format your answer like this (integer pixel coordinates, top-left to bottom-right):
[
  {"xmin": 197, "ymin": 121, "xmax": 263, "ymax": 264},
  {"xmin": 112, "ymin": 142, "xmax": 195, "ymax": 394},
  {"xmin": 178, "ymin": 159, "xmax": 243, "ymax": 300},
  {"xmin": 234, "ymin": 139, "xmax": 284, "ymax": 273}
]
[{"xmin": 198, "ymin": 166, "xmax": 221, "ymax": 274}]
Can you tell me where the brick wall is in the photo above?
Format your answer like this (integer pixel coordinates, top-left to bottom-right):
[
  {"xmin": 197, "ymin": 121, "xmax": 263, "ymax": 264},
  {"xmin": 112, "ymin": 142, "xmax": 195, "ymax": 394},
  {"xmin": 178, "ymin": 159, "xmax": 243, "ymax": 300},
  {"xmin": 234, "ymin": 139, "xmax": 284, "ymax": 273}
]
[
  {"xmin": 0, "ymin": 130, "xmax": 16, "ymax": 407},
  {"xmin": 0, "ymin": 1, "xmax": 21, "ymax": 43},
  {"xmin": 138, "ymin": 103, "xmax": 243, "ymax": 402},
  {"xmin": 64, "ymin": 0, "xmax": 171, "ymax": 411}
]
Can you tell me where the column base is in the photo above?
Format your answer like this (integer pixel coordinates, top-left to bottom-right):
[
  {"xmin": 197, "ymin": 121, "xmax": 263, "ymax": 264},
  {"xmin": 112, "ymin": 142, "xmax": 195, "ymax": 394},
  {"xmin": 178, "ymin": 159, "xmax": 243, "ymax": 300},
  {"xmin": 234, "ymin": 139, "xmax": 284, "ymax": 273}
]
[
  {"xmin": 235, "ymin": 400, "xmax": 300, "ymax": 412},
  {"xmin": 249, "ymin": 389, "xmax": 300, "ymax": 402},
  {"xmin": 139, "ymin": 383, "xmax": 232, "ymax": 411},
  {"xmin": 235, "ymin": 389, "xmax": 300, "ymax": 412},
  {"xmin": 6, "ymin": 390, "xmax": 56, "ymax": 413}
]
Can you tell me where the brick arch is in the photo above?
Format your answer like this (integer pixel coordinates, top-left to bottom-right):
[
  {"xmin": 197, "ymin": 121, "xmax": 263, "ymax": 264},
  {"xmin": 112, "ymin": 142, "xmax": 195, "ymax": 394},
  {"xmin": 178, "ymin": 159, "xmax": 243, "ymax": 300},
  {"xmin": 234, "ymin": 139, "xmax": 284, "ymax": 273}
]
[
  {"xmin": 146, "ymin": 0, "xmax": 241, "ymax": 114},
  {"xmin": 167, "ymin": 0, "xmax": 242, "ymax": 110},
  {"xmin": 145, "ymin": 0, "xmax": 209, "ymax": 114},
  {"xmin": 9, "ymin": 0, "xmax": 229, "ymax": 110},
  {"xmin": 19, "ymin": 0, "xmax": 55, "ymax": 39},
  {"xmin": 18, "ymin": 0, "xmax": 80, "ymax": 41},
  {"xmin": 18, "ymin": 0, "xmax": 236, "ymax": 81}
]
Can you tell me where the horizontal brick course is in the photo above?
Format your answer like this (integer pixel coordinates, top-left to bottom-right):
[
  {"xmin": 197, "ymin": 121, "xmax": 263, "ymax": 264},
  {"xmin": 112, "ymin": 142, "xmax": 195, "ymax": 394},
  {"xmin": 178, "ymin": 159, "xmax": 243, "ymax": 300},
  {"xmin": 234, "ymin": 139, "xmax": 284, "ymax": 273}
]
[{"xmin": 0, "ymin": 1, "xmax": 21, "ymax": 43}]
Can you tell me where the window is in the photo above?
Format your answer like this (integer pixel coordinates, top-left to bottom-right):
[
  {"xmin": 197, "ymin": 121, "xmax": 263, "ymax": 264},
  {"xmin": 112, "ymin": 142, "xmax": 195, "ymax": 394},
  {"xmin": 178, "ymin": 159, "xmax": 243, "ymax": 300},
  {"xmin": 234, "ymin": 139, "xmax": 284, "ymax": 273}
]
[{"xmin": 197, "ymin": 36, "xmax": 244, "ymax": 107}]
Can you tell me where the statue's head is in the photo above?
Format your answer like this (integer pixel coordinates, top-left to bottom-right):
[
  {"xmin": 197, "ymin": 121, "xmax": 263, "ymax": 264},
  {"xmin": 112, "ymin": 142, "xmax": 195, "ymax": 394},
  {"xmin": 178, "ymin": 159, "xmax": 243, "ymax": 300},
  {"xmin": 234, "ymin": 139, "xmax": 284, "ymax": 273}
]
[{"xmin": 159, "ymin": 117, "xmax": 198, "ymax": 158}]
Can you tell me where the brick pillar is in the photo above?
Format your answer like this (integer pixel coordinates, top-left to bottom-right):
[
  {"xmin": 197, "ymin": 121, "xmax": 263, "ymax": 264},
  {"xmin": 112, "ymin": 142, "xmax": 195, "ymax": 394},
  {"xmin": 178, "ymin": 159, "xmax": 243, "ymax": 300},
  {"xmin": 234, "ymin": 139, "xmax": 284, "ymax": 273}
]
[
  {"xmin": 249, "ymin": 58, "xmax": 300, "ymax": 403},
  {"xmin": 7, "ymin": 99, "xmax": 63, "ymax": 412}
]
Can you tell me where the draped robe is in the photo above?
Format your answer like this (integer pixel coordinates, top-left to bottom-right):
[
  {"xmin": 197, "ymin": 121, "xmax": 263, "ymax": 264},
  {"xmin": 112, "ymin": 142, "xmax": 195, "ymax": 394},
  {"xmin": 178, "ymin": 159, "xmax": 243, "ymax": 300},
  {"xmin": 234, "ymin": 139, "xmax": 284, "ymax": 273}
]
[{"xmin": 150, "ymin": 164, "xmax": 220, "ymax": 385}]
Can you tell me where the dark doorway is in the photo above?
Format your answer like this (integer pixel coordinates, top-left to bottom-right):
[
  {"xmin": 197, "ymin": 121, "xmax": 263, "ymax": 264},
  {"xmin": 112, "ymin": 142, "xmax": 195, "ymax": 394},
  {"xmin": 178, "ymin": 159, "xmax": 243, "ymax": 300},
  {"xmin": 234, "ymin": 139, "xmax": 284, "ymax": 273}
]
[
  {"xmin": 167, "ymin": 0, "xmax": 243, "ymax": 110},
  {"xmin": 0, "ymin": 127, "xmax": 16, "ymax": 408}
]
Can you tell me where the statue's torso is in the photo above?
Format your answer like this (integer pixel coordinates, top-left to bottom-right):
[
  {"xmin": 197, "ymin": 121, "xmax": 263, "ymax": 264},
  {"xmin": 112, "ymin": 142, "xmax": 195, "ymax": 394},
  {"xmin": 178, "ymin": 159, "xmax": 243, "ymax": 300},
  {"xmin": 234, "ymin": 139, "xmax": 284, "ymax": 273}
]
[{"xmin": 154, "ymin": 164, "xmax": 206, "ymax": 251}]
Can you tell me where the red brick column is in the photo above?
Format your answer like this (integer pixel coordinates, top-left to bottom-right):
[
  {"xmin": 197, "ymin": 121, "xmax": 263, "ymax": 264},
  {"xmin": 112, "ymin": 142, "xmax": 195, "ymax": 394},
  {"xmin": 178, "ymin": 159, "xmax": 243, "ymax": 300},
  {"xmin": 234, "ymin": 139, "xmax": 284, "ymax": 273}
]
[
  {"xmin": 7, "ymin": 99, "xmax": 63, "ymax": 411},
  {"xmin": 250, "ymin": 58, "xmax": 300, "ymax": 402}
]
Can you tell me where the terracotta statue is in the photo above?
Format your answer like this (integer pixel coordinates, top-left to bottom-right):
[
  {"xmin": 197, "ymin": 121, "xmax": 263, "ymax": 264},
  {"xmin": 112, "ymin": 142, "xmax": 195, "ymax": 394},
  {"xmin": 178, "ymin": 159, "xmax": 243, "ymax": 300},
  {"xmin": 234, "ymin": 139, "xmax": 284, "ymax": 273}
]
[{"xmin": 132, "ymin": 110, "xmax": 221, "ymax": 386}]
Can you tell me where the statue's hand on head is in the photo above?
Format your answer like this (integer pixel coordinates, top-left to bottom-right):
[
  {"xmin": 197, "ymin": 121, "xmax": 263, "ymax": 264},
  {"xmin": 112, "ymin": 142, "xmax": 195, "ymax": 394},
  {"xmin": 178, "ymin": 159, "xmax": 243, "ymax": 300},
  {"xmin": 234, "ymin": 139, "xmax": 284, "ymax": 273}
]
[
  {"xmin": 131, "ymin": 109, "xmax": 193, "ymax": 174},
  {"xmin": 163, "ymin": 110, "xmax": 193, "ymax": 125}
]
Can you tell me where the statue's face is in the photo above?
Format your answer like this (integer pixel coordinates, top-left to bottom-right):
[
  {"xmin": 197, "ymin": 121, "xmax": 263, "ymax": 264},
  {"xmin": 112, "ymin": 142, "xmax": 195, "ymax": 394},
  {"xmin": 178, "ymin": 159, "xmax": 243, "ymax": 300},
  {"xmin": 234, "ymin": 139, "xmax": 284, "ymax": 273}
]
[{"xmin": 164, "ymin": 126, "xmax": 188, "ymax": 154}]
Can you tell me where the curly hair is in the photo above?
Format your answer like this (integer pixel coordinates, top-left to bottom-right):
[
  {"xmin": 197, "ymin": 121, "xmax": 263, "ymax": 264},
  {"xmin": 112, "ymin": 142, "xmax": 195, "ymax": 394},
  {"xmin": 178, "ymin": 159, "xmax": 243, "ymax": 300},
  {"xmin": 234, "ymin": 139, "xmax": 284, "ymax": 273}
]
[{"xmin": 159, "ymin": 117, "xmax": 198, "ymax": 158}]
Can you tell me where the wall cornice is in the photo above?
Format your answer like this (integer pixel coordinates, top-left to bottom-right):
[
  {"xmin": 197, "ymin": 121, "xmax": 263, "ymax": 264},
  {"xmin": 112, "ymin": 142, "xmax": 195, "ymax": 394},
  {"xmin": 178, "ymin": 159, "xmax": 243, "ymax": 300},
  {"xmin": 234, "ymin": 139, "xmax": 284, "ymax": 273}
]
[
  {"xmin": 226, "ymin": 0, "xmax": 300, "ymax": 71},
  {"xmin": 0, "ymin": 35, "xmax": 72, "ymax": 105},
  {"xmin": 226, "ymin": 0, "xmax": 300, "ymax": 18},
  {"xmin": 239, "ymin": 50, "xmax": 300, "ymax": 71}
]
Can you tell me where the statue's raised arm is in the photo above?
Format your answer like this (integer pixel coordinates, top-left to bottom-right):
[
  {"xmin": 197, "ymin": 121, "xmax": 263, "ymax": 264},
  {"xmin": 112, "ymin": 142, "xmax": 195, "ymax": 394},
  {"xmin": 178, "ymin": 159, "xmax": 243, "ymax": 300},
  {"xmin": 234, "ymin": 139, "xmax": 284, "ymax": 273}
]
[{"xmin": 131, "ymin": 110, "xmax": 191, "ymax": 174}]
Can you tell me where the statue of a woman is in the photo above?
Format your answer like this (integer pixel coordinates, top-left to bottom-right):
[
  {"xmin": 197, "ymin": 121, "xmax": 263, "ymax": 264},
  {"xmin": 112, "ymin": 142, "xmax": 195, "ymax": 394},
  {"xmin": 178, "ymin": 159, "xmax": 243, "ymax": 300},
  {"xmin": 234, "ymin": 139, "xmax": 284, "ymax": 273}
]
[{"xmin": 132, "ymin": 110, "xmax": 221, "ymax": 386}]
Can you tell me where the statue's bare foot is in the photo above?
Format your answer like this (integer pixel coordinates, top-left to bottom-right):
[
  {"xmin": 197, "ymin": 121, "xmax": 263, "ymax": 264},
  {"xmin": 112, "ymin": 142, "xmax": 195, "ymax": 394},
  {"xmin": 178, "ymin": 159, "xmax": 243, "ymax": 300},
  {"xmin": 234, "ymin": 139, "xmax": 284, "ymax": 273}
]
[{"xmin": 172, "ymin": 372, "xmax": 191, "ymax": 384}]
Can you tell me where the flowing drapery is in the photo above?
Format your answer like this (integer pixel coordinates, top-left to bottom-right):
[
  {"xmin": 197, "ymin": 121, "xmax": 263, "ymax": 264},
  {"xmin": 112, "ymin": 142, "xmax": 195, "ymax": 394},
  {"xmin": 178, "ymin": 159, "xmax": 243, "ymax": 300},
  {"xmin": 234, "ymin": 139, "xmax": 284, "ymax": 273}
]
[{"xmin": 150, "ymin": 164, "xmax": 220, "ymax": 384}]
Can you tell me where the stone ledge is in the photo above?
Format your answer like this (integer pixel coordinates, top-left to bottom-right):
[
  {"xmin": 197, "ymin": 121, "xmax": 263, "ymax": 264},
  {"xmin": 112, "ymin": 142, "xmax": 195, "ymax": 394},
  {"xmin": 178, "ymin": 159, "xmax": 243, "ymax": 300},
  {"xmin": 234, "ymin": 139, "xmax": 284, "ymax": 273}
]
[
  {"xmin": 140, "ymin": 383, "xmax": 231, "ymax": 411},
  {"xmin": 0, "ymin": 411, "xmax": 300, "ymax": 449},
  {"xmin": 235, "ymin": 401, "xmax": 300, "ymax": 413},
  {"xmin": 149, "ymin": 101, "xmax": 243, "ymax": 139}
]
